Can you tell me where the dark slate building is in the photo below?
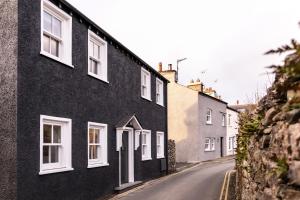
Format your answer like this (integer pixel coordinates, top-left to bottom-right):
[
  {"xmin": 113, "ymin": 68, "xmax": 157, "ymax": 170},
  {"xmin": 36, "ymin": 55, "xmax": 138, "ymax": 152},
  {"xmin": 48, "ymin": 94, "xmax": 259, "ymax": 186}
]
[{"xmin": 0, "ymin": 0, "xmax": 168, "ymax": 199}]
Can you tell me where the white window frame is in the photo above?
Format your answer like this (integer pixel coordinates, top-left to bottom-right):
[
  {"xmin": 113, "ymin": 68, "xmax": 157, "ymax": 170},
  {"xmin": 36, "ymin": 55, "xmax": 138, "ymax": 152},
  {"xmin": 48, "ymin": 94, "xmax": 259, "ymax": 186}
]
[
  {"xmin": 156, "ymin": 78, "xmax": 164, "ymax": 106},
  {"xmin": 228, "ymin": 114, "xmax": 231, "ymax": 126},
  {"xmin": 87, "ymin": 122, "xmax": 109, "ymax": 168},
  {"xmin": 222, "ymin": 113, "xmax": 226, "ymax": 126},
  {"xmin": 41, "ymin": 0, "xmax": 73, "ymax": 67},
  {"xmin": 204, "ymin": 138, "xmax": 211, "ymax": 151},
  {"xmin": 141, "ymin": 130, "xmax": 152, "ymax": 161},
  {"xmin": 39, "ymin": 115, "xmax": 73, "ymax": 175},
  {"xmin": 204, "ymin": 137, "xmax": 215, "ymax": 152},
  {"xmin": 88, "ymin": 30, "xmax": 108, "ymax": 83},
  {"xmin": 211, "ymin": 138, "xmax": 215, "ymax": 150},
  {"xmin": 141, "ymin": 68, "xmax": 151, "ymax": 101},
  {"xmin": 156, "ymin": 131, "xmax": 165, "ymax": 159},
  {"xmin": 233, "ymin": 136, "xmax": 236, "ymax": 149},
  {"xmin": 228, "ymin": 136, "xmax": 236, "ymax": 150},
  {"xmin": 228, "ymin": 137, "xmax": 232, "ymax": 150},
  {"xmin": 206, "ymin": 109, "xmax": 212, "ymax": 124}
]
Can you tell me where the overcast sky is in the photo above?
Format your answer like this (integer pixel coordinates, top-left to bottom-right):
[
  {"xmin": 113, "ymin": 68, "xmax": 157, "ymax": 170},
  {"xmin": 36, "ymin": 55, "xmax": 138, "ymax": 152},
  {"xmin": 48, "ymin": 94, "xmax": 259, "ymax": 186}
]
[{"xmin": 68, "ymin": 0, "xmax": 300, "ymax": 104}]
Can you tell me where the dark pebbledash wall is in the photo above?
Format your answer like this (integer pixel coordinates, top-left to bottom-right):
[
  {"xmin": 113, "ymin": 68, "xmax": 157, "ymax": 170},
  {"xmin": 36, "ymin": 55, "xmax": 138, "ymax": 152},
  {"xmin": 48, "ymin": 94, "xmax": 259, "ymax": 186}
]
[{"xmin": 17, "ymin": 0, "xmax": 168, "ymax": 199}]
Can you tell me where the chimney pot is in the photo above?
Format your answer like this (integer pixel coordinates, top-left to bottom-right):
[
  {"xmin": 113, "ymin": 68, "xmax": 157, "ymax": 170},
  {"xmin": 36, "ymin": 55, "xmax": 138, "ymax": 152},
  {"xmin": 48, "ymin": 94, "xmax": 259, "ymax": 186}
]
[
  {"xmin": 196, "ymin": 78, "xmax": 200, "ymax": 82},
  {"xmin": 200, "ymin": 83, "xmax": 204, "ymax": 92},
  {"xmin": 237, "ymin": 100, "xmax": 239, "ymax": 105},
  {"xmin": 158, "ymin": 62, "xmax": 162, "ymax": 72},
  {"xmin": 190, "ymin": 79, "xmax": 194, "ymax": 83},
  {"xmin": 168, "ymin": 64, "xmax": 172, "ymax": 70}
]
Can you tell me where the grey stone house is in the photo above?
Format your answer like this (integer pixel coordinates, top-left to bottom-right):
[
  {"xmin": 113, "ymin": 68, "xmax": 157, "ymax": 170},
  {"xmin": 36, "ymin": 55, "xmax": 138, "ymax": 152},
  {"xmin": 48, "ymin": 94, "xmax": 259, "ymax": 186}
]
[
  {"xmin": 0, "ymin": 0, "xmax": 168, "ymax": 199},
  {"xmin": 160, "ymin": 66, "xmax": 227, "ymax": 162}
]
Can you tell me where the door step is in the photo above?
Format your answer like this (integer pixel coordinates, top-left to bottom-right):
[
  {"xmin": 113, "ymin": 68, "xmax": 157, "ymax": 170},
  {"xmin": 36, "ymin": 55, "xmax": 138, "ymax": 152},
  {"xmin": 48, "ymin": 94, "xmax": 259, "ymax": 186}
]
[{"xmin": 114, "ymin": 181, "xmax": 143, "ymax": 192}]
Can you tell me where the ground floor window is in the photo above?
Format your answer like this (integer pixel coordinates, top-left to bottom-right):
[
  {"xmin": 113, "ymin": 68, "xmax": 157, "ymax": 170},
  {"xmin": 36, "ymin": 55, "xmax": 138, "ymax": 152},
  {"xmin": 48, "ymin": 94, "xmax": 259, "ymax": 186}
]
[
  {"xmin": 88, "ymin": 122, "xmax": 108, "ymax": 168},
  {"xmin": 141, "ymin": 130, "xmax": 152, "ymax": 160},
  {"xmin": 204, "ymin": 137, "xmax": 216, "ymax": 151},
  {"xmin": 40, "ymin": 115, "xmax": 73, "ymax": 175},
  {"xmin": 228, "ymin": 136, "xmax": 236, "ymax": 150},
  {"xmin": 156, "ymin": 131, "xmax": 165, "ymax": 158}
]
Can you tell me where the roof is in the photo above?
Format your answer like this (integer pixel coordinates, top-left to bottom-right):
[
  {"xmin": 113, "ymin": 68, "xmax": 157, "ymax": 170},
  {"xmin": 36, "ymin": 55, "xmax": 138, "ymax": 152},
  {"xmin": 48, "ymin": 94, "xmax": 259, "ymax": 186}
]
[
  {"xmin": 230, "ymin": 104, "xmax": 257, "ymax": 111},
  {"xmin": 198, "ymin": 92, "xmax": 228, "ymax": 105},
  {"xmin": 227, "ymin": 106, "xmax": 240, "ymax": 113},
  {"xmin": 52, "ymin": 0, "xmax": 169, "ymax": 83},
  {"xmin": 115, "ymin": 114, "xmax": 143, "ymax": 130}
]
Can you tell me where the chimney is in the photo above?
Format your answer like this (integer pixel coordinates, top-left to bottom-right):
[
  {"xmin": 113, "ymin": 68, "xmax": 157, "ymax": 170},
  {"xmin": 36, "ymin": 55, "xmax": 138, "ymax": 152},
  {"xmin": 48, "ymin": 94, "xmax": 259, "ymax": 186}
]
[
  {"xmin": 200, "ymin": 83, "xmax": 204, "ymax": 92},
  {"xmin": 237, "ymin": 100, "xmax": 239, "ymax": 105},
  {"xmin": 187, "ymin": 78, "xmax": 203, "ymax": 92},
  {"xmin": 158, "ymin": 62, "xmax": 162, "ymax": 72},
  {"xmin": 158, "ymin": 63, "xmax": 176, "ymax": 83}
]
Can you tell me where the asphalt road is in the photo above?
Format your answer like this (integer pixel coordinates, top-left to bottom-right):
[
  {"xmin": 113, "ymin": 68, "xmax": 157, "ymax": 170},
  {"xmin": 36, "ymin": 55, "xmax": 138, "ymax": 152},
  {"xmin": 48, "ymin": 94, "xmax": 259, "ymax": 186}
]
[{"xmin": 116, "ymin": 158, "xmax": 235, "ymax": 200}]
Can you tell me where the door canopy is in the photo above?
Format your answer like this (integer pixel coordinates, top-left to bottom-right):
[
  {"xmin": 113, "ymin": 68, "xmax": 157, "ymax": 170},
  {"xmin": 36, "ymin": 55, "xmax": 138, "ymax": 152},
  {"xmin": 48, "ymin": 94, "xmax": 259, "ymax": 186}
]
[
  {"xmin": 116, "ymin": 114, "xmax": 143, "ymax": 151},
  {"xmin": 116, "ymin": 114, "xmax": 143, "ymax": 130}
]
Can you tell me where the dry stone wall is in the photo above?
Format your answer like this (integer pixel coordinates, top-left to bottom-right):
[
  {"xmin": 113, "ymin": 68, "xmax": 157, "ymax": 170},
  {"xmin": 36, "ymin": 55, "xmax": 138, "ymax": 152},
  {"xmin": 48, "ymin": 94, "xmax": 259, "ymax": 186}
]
[
  {"xmin": 236, "ymin": 67, "xmax": 300, "ymax": 200},
  {"xmin": 168, "ymin": 139, "xmax": 176, "ymax": 172}
]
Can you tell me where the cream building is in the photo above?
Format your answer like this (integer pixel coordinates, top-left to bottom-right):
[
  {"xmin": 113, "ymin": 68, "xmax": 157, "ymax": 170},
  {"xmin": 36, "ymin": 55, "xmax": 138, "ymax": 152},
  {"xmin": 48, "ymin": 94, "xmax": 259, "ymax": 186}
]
[{"xmin": 159, "ymin": 64, "xmax": 228, "ymax": 163}]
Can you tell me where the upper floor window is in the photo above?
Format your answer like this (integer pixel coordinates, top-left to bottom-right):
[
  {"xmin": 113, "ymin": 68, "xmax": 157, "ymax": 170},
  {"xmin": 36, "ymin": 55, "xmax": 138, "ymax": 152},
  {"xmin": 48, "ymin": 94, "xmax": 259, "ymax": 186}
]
[
  {"xmin": 222, "ymin": 113, "xmax": 226, "ymax": 126},
  {"xmin": 88, "ymin": 30, "xmax": 108, "ymax": 82},
  {"xmin": 206, "ymin": 109, "xmax": 212, "ymax": 124},
  {"xmin": 87, "ymin": 122, "xmax": 108, "ymax": 168},
  {"xmin": 40, "ymin": 115, "xmax": 73, "ymax": 175},
  {"xmin": 41, "ymin": 0, "xmax": 72, "ymax": 67},
  {"xmin": 228, "ymin": 114, "xmax": 231, "ymax": 126},
  {"xmin": 141, "ymin": 130, "xmax": 152, "ymax": 160},
  {"xmin": 156, "ymin": 132, "xmax": 165, "ymax": 158},
  {"xmin": 156, "ymin": 78, "xmax": 164, "ymax": 106},
  {"xmin": 141, "ymin": 68, "xmax": 151, "ymax": 101}
]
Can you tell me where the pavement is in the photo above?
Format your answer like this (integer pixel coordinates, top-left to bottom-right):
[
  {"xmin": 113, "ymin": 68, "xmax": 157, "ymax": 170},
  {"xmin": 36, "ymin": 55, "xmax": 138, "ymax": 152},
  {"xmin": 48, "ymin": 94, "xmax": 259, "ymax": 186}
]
[{"xmin": 110, "ymin": 156, "xmax": 235, "ymax": 200}]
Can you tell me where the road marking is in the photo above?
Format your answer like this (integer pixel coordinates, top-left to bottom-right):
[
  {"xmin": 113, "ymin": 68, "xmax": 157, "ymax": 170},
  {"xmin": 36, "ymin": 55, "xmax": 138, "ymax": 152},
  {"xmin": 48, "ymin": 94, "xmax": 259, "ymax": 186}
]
[
  {"xmin": 111, "ymin": 158, "xmax": 235, "ymax": 200},
  {"xmin": 219, "ymin": 171, "xmax": 229, "ymax": 200},
  {"xmin": 224, "ymin": 170, "xmax": 234, "ymax": 200}
]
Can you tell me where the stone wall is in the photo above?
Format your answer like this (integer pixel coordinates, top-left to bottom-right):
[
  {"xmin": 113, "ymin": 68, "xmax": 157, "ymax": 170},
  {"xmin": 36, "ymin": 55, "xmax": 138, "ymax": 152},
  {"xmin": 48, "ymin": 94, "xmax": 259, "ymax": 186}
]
[
  {"xmin": 0, "ymin": 0, "xmax": 18, "ymax": 199},
  {"xmin": 236, "ymin": 61, "xmax": 300, "ymax": 198},
  {"xmin": 168, "ymin": 139, "xmax": 176, "ymax": 172}
]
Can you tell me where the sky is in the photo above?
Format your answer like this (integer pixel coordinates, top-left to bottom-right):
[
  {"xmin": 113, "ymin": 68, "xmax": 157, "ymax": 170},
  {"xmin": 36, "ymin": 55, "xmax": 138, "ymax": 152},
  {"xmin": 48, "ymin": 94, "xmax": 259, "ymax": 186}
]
[{"xmin": 68, "ymin": 0, "xmax": 300, "ymax": 104}]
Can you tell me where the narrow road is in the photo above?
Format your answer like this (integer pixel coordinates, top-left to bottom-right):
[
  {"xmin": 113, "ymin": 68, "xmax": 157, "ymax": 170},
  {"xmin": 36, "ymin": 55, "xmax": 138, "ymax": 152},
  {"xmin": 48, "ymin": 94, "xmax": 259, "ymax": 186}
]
[{"xmin": 115, "ymin": 158, "xmax": 235, "ymax": 200}]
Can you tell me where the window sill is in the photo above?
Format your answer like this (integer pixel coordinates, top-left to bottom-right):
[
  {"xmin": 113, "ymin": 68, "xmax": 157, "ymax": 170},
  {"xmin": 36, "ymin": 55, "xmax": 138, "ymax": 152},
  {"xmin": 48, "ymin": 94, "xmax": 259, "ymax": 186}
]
[
  {"xmin": 141, "ymin": 96, "xmax": 152, "ymax": 102},
  {"xmin": 206, "ymin": 122, "xmax": 212, "ymax": 125},
  {"xmin": 39, "ymin": 167, "xmax": 74, "ymax": 175},
  {"xmin": 156, "ymin": 102, "xmax": 164, "ymax": 107},
  {"xmin": 87, "ymin": 163, "xmax": 109, "ymax": 168},
  {"xmin": 157, "ymin": 155, "xmax": 165, "ymax": 159},
  {"xmin": 204, "ymin": 150, "xmax": 215, "ymax": 152},
  {"xmin": 40, "ymin": 51, "xmax": 74, "ymax": 68},
  {"xmin": 142, "ymin": 157, "xmax": 152, "ymax": 161},
  {"xmin": 88, "ymin": 73, "xmax": 109, "ymax": 84}
]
